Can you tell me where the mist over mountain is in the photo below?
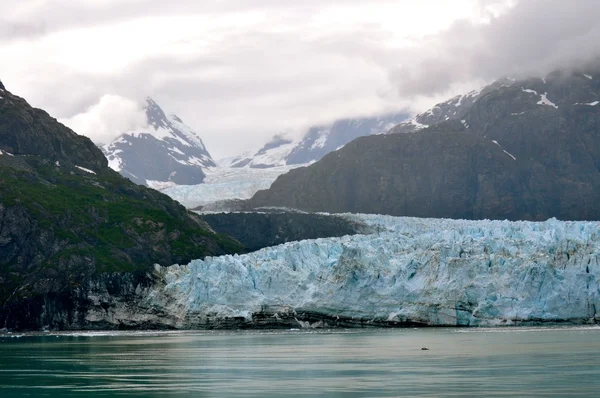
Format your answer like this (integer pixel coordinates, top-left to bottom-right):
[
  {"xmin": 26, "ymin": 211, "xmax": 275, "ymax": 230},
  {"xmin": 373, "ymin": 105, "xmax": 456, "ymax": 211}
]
[{"xmin": 228, "ymin": 112, "xmax": 408, "ymax": 169}]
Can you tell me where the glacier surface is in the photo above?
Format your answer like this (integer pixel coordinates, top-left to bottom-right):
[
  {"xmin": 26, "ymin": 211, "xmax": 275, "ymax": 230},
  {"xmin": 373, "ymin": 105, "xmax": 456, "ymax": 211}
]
[
  {"xmin": 162, "ymin": 165, "xmax": 300, "ymax": 207},
  {"xmin": 141, "ymin": 215, "xmax": 600, "ymax": 328}
]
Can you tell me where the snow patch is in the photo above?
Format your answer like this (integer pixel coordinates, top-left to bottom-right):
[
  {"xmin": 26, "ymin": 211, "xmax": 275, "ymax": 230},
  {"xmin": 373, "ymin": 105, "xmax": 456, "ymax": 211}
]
[
  {"xmin": 538, "ymin": 93, "xmax": 558, "ymax": 109},
  {"xmin": 491, "ymin": 140, "xmax": 516, "ymax": 160},
  {"xmin": 454, "ymin": 95, "xmax": 464, "ymax": 107},
  {"xmin": 147, "ymin": 180, "xmax": 178, "ymax": 190},
  {"xmin": 409, "ymin": 119, "xmax": 428, "ymax": 130},
  {"xmin": 169, "ymin": 147, "xmax": 186, "ymax": 156},
  {"xmin": 503, "ymin": 150, "xmax": 517, "ymax": 161},
  {"xmin": 310, "ymin": 132, "xmax": 329, "ymax": 150},
  {"xmin": 75, "ymin": 165, "xmax": 97, "ymax": 175},
  {"xmin": 521, "ymin": 88, "xmax": 538, "ymax": 95}
]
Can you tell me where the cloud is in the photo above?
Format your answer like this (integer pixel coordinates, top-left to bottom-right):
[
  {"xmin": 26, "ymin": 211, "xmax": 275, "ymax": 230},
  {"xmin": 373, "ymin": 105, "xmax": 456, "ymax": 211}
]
[
  {"xmin": 389, "ymin": 0, "xmax": 600, "ymax": 97},
  {"xmin": 60, "ymin": 95, "xmax": 147, "ymax": 145},
  {"xmin": 1, "ymin": 0, "xmax": 599, "ymax": 158}
]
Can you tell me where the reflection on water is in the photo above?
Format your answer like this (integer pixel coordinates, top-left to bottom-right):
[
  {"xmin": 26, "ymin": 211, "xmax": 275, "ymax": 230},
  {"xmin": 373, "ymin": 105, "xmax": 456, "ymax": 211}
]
[{"xmin": 1, "ymin": 326, "xmax": 599, "ymax": 397}]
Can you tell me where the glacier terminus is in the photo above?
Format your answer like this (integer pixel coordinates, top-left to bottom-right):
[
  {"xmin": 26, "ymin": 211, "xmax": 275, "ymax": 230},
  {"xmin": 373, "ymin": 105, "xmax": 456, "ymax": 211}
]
[{"xmin": 87, "ymin": 215, "xmax": 600, "ymax": 329}]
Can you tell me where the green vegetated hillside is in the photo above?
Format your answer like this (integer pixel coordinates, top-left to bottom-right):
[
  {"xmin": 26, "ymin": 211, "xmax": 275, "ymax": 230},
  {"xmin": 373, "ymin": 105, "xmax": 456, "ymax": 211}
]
[
  {"xmin": 248, "ymin": 66, "xmax": 600, "ymax": 221},
  {"xmin": 0, "ymin": 80, "xmax": 243, "ymax": 329}
]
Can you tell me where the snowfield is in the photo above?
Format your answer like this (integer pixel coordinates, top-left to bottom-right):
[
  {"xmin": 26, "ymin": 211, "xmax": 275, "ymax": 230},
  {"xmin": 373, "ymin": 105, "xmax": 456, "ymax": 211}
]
[{"xmin": 142, "ymin": 215, "xmax": 600, "ymax": 327}]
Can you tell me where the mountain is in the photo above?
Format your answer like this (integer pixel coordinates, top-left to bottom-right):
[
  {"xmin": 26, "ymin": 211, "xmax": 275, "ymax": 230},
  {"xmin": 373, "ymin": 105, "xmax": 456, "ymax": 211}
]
[
  {"xmin": 247, "ymin": 66, "xmax": 600, "ymax": 221},
  {"xmin": 228, "ymin": 112, "xmax": 409, "ymax": 169},
  {"xmin": 0, "ymin": 81, "xmax": 242, "ymax": 330},
  {"xmin": 102, "ymin": 98, "xmax": 216, "ymax": 187}
]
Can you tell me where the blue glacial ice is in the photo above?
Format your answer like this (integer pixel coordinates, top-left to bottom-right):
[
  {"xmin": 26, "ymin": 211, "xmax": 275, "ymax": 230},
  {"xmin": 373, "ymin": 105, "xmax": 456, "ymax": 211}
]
[{"xmin": 145, "ymin": 215, "xmax": 600, "ymax": 327}]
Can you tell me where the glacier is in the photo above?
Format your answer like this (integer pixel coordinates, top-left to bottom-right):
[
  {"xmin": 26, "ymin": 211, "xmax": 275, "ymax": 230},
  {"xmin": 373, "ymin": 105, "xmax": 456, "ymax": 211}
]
[
  {"xmin": 121, "ymin": 215, "xmax": 600, "ymax": 329},
  {"xmin": 162, "ymin": 165, "xmax": 300, "ymax": 208}
]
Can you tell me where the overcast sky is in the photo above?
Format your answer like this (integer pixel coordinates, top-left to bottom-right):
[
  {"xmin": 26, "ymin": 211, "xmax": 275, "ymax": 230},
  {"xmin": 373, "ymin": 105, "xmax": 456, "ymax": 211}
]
[{"xmin": 1, "ymin": 0, "xmax": 599, "ymax": 159}]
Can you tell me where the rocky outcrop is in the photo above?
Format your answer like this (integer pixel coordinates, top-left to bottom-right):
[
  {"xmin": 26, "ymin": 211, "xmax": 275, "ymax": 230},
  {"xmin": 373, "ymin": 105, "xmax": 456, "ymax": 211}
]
[{"xmin": 247, "ymin": 67, "xmax": 600, "ymax": 221}]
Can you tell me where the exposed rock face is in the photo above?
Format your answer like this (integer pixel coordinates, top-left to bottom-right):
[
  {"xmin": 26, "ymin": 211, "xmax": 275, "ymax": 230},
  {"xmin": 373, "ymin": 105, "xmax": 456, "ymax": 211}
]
[
  {"xmin": 247, "ymin": 67, "xmax": 600, "ymax": 221},
  {"xmin": 0, "ymin": 82, "xmax": 243, "ymax": 331},
  {"xmin": 103, "ymin": 98, "xmax": 216, "ymax": 186}
]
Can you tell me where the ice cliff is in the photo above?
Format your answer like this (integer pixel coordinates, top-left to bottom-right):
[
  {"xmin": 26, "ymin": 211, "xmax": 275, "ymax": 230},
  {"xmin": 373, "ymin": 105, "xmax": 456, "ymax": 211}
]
[{"xmin": 132, "ymin": 215, "xmax": 600, "ymax": 328}]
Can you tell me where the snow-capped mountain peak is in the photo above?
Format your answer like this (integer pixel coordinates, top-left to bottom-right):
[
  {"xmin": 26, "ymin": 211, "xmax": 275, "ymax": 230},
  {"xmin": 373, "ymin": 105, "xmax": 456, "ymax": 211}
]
[{"xmin": 102, "ymin": 97, "xmax": 215, "ymax": 187}]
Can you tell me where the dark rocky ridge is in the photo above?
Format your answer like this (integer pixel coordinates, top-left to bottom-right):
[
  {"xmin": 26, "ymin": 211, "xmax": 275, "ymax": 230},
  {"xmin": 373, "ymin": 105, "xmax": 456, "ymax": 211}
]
[
  {"xmin": 201, "ymin": 212, "xmax": 365, "ymax": 252},
  {"xmin": 0, "ymin": 83, "xmax": 106, "ymax": 172},
  {"xmin": 247, "ymin": 67, "xmax": 600, "ymax": 221},
  {"xmin": 0, "ymin": 81, "xmax": 243, "ymax": 330}
]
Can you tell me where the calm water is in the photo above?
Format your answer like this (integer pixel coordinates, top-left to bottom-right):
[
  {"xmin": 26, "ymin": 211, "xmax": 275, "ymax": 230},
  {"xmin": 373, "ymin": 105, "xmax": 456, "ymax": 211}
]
[{"xmin": 1, "ymin": 326, "xmax": 599, "ymax": 397}]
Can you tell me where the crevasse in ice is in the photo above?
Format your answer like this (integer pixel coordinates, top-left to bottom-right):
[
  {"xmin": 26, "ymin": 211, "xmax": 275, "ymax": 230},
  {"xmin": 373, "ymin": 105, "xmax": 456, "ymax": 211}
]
[{"xmin": 146, "ymin": 215, "xmax": 600, "ymax": 326}]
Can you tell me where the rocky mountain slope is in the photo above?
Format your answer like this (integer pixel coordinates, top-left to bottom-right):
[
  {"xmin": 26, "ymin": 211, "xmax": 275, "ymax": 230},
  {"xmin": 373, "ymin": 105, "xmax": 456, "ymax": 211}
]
[
  {"xmin": 247, "ymin": 67, "xmax": 600, "ymax": 221},
  {"xmin": 102, "ymin": 98, "xmax": 215, "ymax": 187},
  {"xmin": 0, "ymin": 81, "xmax": 242, "ymax": 330},
  {"xmin": 387, "ymin": 77, "xmax": 515, "ymax": 135}
]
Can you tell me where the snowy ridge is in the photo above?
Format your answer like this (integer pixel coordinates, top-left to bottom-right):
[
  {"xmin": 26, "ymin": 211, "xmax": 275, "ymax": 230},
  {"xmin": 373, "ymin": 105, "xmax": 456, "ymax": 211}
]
[
  {"xmin": 388, "ymin": 84, "xmax": 489, "ymax": 135},
  {"xmin": 144, "ymin": 215, "xmax": 600, "ymax": 327}
]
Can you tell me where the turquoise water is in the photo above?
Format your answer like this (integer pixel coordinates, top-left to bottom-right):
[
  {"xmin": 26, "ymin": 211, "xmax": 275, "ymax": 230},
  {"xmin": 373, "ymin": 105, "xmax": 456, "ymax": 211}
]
[{"xmin": 1, "ymin": 326, "xmax": 599, "ymax": 397}]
